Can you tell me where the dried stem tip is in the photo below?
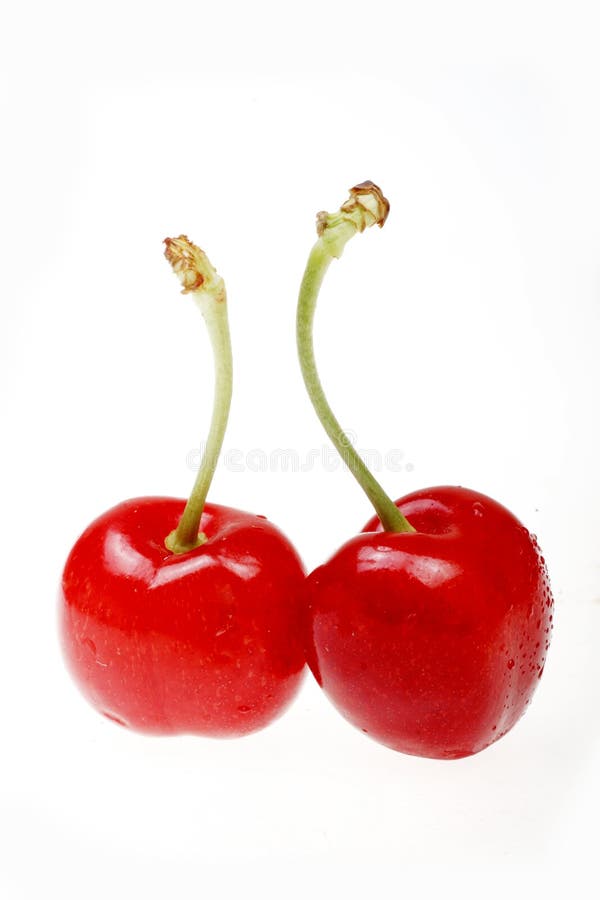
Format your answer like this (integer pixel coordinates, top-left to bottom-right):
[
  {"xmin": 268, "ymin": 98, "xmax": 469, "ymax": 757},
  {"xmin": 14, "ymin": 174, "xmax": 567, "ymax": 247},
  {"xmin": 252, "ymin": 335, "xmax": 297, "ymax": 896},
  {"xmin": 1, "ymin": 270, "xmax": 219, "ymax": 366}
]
[
  {"xmin": 164, "ymin": 235, "xmax": 225, "ymax": 299},
  {"xmin": 316, "ymin": 181, "xmax": 390, "ymax": 237}
]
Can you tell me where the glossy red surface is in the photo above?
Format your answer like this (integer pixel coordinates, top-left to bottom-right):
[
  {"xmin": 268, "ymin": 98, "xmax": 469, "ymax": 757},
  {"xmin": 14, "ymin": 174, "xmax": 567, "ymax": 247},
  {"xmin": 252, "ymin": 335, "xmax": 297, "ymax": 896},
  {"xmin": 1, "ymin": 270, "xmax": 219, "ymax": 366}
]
[
  {"xmin": 60, "ymin": 497, "xmax": 305, "ymax": 736},
  {"xmin": 306, "ymin": 486, "xmax": 553, "ymax": 759}
]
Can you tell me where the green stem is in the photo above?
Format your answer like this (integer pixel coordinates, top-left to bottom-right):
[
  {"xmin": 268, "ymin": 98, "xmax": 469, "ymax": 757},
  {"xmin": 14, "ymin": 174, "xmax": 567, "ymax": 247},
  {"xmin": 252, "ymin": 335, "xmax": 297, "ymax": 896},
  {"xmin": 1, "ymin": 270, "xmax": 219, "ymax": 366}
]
[
  {"xmin": 296, "ymin": 182, "xmax": 414, "ymax": 534},
  {"xmin": 163, "ymin": 236, "xmax": 233, "ymax": 554}
]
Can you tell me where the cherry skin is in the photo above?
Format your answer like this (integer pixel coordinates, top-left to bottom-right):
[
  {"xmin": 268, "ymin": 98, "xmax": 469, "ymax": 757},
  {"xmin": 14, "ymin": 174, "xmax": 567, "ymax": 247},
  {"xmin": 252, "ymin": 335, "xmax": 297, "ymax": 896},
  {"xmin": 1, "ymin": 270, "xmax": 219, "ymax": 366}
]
[
  {"xmin": 305, "ymin": 486, "xmax": 553, "ymax": 759},
  {"xmin": 60, "ymin": 496, "xmax": 305, "ymax": 736}
]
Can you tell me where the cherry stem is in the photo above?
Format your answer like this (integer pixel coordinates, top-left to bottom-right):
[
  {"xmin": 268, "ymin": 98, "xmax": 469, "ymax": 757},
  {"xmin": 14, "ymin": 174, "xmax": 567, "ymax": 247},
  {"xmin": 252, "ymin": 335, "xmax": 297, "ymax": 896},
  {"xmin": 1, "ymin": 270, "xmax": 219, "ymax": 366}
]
[
  {"xmin": 163, "ymin": 236, "xmax": 233, "ymax": 554},
  {"xmin": 296, "ymin": 182, "xmax": 414, "ymax": 534}
]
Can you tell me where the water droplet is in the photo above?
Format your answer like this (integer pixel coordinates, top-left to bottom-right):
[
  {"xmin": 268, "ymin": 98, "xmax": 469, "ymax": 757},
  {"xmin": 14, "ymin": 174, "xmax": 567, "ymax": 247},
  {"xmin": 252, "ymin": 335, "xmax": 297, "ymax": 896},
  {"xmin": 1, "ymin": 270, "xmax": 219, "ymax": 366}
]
[
  {"xmin": 472, "ymin": 502, "xmax": 484, "ymax": 517},
  {"xmin": 507, "ymin": 658, "xmax": 515, "ymax": 670}
]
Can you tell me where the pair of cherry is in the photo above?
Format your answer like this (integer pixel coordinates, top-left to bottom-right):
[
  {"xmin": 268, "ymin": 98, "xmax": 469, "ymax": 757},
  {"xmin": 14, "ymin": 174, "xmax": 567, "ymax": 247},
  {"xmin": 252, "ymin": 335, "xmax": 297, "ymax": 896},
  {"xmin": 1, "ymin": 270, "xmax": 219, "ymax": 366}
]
[{"xmin": 60, "ymin": 184, "xmax": 552, "ymax": 759}]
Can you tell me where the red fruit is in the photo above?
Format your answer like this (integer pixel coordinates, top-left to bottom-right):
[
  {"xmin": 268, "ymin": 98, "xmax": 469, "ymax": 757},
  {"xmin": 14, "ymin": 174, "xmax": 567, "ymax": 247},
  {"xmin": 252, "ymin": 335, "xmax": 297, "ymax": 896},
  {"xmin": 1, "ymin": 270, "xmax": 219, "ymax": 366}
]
[
  {"xmin": 60, "ymin": 497, "xmax": 305, "ymax": 736},
  {"xmin": 60, "ymin": 236, "xmax": 306, "ymax": 737},
  {"xmin": 296, "ymin": 184, "xmax": 553, "ymax": 757},
  {"xmin": 305, "ymin": 486, "xmax": 553, "ymax": 759}
]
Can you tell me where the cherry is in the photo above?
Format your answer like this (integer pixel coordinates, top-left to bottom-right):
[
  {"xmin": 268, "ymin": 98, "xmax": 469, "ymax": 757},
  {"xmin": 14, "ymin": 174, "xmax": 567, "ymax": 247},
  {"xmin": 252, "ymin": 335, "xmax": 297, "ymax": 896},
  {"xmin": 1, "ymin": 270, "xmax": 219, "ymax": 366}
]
[
  {"xmin": 296, "ymin": 183, "xmax": 553, "ymax": 759},
  {"xmin": 61, "ymin": 497, "xmax": 305, "ymax": 735},
  {"xmin": 60, "ymin": 237, "xmax": 305, "ymax": 736},
  {"xmin": 307, "ymin": 486, "xmax": 552, "ymax": 758}
]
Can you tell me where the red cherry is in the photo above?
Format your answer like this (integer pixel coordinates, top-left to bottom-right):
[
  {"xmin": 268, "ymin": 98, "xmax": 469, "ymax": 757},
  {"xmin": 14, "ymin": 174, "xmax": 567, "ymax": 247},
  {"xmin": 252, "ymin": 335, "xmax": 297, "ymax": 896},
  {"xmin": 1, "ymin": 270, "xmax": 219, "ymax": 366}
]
[
  {"xmin": 60, "ymin": 236, "xmax": 306, "ymax": 737},
  {"xmin": 305, "ymin": 486, "xmax": 553, "ymax": 759},
  {"xmin": 60, "ymin": 497, "xmax": 305, "ymax": 736},
  {"xmin": 296, "ymin": 183, "xmax": 553, "ymax": 757}
]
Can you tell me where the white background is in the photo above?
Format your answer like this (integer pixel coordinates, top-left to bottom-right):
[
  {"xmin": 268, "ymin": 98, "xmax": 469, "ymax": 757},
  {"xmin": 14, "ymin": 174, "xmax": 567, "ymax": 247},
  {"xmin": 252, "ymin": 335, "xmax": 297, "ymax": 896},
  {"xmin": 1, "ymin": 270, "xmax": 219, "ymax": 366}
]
[{"xmin": 2, "ymin": 2, "xmax": 600, "ymax": 897}]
